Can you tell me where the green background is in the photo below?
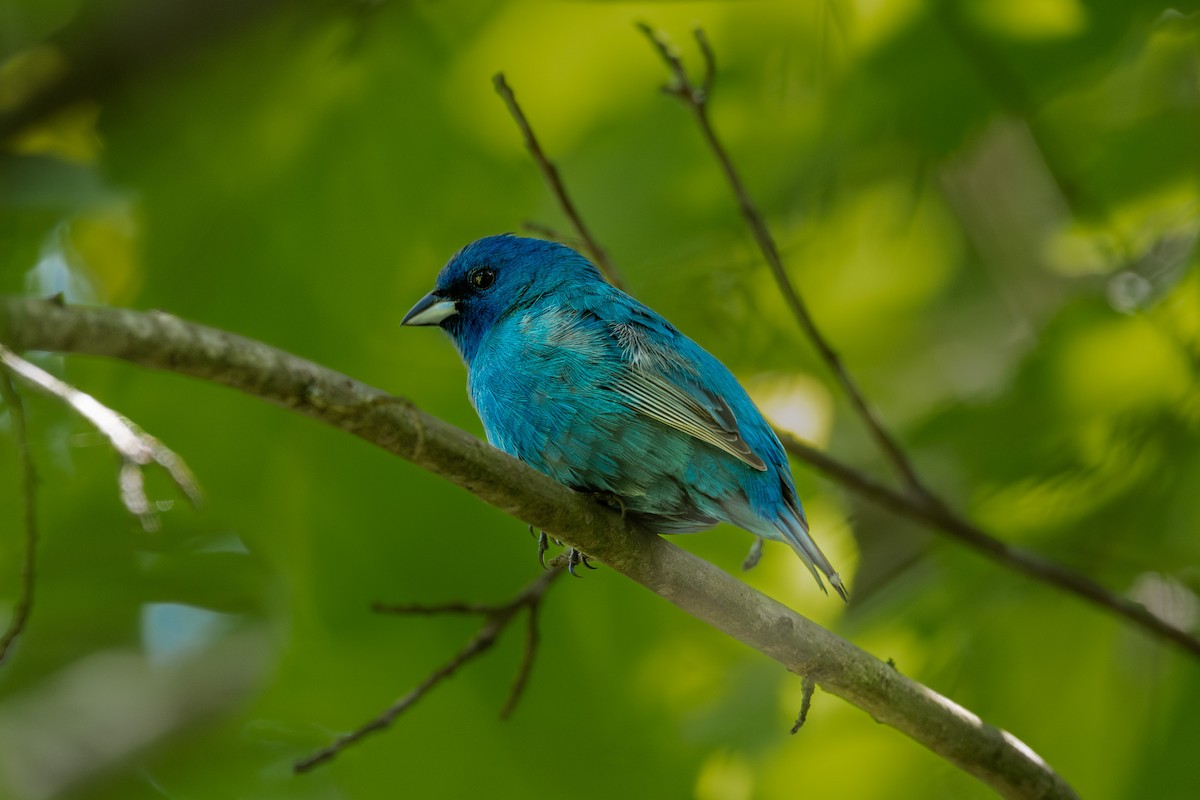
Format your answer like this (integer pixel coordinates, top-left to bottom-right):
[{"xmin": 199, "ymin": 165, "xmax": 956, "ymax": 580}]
[{"xmin": 1, "ymin": 1, "xmax": 1198, "ymax": 798}]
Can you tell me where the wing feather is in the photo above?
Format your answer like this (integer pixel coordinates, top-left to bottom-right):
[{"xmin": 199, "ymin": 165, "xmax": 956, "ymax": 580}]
[{"xmin": 605, "ymin": 319, "xmax": 768, "ymax": 471}]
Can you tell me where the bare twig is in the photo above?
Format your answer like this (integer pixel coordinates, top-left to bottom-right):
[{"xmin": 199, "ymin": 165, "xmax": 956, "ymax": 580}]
[
  {"xmin": 0, "ymin": 344, "xmax": 200, "ymax": 531},
  {"xmin": 492, "ymin": 72, "xmax": 627, "ymax": 290},
  {"xmin": 493, "ymin": 59, "xmax": 1200, "ymax": 659},
  {"xmin": 0, "ymin": 373, "xmax": 38, "ymax": 663},
  {"xmin": 773, "ymin": 429, "xmax": 1200, "ymax": 656},
  {"xmin": 0, "ymin": 297, "xmax": 1080, "ymax": 797},
  {"xmin": 521, "ymin": 220, "xmax": 577, "ymax": 246},
  {"xmin": 790, "ymin": 675, "xmax": 817, "ymax": 734},
  {"xmin": 638, "ymin": 23, "xmax": 930, "ymax": 500},
  {"xmin": 296, "ymin": 567, "xmax": 564, "ymax": 772},
  {"xmin": 502, "ymin": 589, "xmax": 543, "ymax": 720}
]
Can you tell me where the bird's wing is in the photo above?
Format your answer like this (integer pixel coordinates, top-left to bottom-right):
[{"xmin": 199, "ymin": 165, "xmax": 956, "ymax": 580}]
[{"xmin": 605, "ymin": 319, "xmax": 768, "ymax": 472}]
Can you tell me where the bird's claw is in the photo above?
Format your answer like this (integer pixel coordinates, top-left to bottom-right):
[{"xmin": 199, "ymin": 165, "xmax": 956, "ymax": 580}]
[
  {"xmin": 589, "ymin": 490, "xmax": 627, "ymax": 519},
  {"xmin": 741, "ymin": 537, "xmax": 765, "ymax": 571},
  {"xmin": 566, "ymin": 547, "xmax": 597, "ymax": 577},
  {"xmin": 531, "ymin": 526, "xmax": 596, "ymax": 576}
]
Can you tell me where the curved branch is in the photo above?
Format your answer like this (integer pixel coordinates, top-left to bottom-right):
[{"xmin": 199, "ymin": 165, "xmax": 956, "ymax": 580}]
[{"xmin": 0, "ymin": 296, "xmax": 1076, "ymax": 799}]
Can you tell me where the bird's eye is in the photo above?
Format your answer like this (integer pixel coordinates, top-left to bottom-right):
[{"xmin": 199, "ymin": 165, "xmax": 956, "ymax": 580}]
[{"xmin": 469, "ymin": 267, "xmax": 496, "ymax": 291}]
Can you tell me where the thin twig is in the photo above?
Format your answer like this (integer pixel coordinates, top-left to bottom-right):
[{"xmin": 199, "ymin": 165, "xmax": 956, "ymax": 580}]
[
  {"xmin": 0, "ymin": 373, "xmax": 38, "ymax": 663},
  {"xmin": 521, "ymin": 220, "xmax": 575, "ymax": 246},
  {"xmin": 502, "ymin": 592, "xmax": 542, "ymax": 719},
  {"xmin": 790, "ymin": 675, "xmax": 817, "ymax": 734},
  {"xmin": 637, "ymin": 23, "xmax": 930, "ymax": 500},
  {"xmin": 372, "ymin": 600, "xmax": 496, "ymax": 615},
  {"xmin": 492, "ymin": 72, "xmax": 627, "ymax": 290},
  {"xmin": 773, "ymin": 430, "xmax": 1200, "ymax": 657},
  {"xmin": 295, "ymin": 567, "xmax": 564, "ymax": 773},
  {"xmin": 0, "ymin": 345, "xmax": 201, "ymax": 531},
  {"xmin": 492, "ymin": 59, "xmax": 1200, "ymax": 659},
  {"xmin": 294, "ymin": 616, "xmax": 504, "ymax": 772}
]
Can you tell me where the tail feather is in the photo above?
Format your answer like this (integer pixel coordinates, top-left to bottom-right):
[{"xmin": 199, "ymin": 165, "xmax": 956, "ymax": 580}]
[
  {"xmin": 777, "ymin": 510, "xmax": 849, "ymax": 603},
  {"xmin": 715, "ymin": 487, "xmax": 849, "ymax": 601}
]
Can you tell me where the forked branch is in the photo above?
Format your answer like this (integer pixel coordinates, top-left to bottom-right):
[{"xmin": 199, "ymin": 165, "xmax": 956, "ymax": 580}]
[
  {"xmin": 0, "ymin": 344, "xmax": 201, "ymax": 531},
  {"xmin": 0, "ymin": 342, "xmax": 205, "ymax": 662},
  {"xmin": 295, "ymin": 566, "xmax": 564, "ymax": 772},
  {"xmin": 637, "ymin": 23, "xmax": 929, "ymax": 499}
]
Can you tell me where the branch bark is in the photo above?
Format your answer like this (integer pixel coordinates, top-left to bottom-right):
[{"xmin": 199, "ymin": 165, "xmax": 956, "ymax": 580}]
[{"xmin": 0, "ymin": 296, "xmax": 1076, "ymax": 800}]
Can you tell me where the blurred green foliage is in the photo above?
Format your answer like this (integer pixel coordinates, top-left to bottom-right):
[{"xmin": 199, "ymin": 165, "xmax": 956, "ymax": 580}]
[{"xmin": 0, "ymin": 1, "xmax": 1198, "ymax": 798}]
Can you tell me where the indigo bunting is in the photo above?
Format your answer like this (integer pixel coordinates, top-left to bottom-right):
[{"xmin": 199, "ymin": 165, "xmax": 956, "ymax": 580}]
[{"xmin": 403, "ymin": 235, "xmax": 847, "ymax": 600}]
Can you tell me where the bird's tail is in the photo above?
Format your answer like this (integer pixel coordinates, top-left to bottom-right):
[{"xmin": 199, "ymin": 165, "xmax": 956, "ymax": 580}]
[{"xmin": 777, "ymin": 507, "xmax": 849, "ymax": 603}]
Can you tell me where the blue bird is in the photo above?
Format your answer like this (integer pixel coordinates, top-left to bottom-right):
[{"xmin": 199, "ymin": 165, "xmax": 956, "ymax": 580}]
[{"xmin": 403, "ymin": 235, "xmax": 847, "ymax": 601}]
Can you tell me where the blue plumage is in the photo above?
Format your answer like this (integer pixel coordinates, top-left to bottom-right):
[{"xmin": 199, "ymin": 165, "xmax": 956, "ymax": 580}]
[{"xmin": 403, "ymin": 235, "xmax": 847, "ymax": 600}]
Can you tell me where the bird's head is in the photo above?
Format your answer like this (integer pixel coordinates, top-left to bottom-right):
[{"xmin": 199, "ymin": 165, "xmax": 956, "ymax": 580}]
[{"xmin": 402, "ymin": 234, "xmax": 604, "ymax": 362}]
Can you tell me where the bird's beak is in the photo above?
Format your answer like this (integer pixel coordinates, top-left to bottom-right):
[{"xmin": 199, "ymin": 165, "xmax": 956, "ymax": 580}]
[{"xmin": 402, "ymin": 291, "xmax": 458, "ymax": 327}]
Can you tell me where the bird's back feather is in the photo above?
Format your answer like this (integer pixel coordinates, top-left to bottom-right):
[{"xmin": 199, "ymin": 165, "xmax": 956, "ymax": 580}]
[{"xmin": 419, "ymin": 235, "xmax": 847, "ymax": 599}]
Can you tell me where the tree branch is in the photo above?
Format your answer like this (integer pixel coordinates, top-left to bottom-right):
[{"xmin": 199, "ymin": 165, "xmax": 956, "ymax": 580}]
[
  {"xmin": 772, "ymin": 430, "xmax": 1200, "ymax": 658},
  {"xmin": 0, "ymin": 296, "xmax": 1076, "ymax": 799},
  {"xmin": 296, "ymin": 566, "xmax": 565, "ymax": 773},
  {"xmin": 0, "ymin": 372, "xmax": 38, "ymax": 664},
  {"xmin": 493, "ymin": 49, "xmax": 1200, "ymax": 659},
  {"xmin": 0, "ymin": 343, "xmax": 201, "ymax": 531},
  {"xmin": 638, "ymin": 23, "xmax": 932, "ymax": 500},
  {"xmin": 492, "ymin": 73, "xmax": 627, "ymax": 289}
]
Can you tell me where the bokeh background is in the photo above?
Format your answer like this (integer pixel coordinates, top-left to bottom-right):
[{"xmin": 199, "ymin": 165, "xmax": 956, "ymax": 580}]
[{"xmin": 1, "ymin": 1, "xmax": 1198, "ymax": 798}]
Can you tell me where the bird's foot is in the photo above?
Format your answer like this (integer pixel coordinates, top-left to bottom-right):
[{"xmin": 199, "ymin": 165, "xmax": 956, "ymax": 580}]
[
  {"xmin": 529, "ymin": 525, "xmax": 552, "ymax": 569},
  {"xmin": 566, "ymin": 547, "xmax": 597, "ymax": 577},
  {"xmin": 588, "ymin": 489, "xmax": 627, "ymax": 519},
  {"xmin": 530, "ymin": 525, "xmax": 591, "ymax": 574},
  {"xmin": 741, "ymin": 537, "xmax": 765, "ymax": 571}
]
